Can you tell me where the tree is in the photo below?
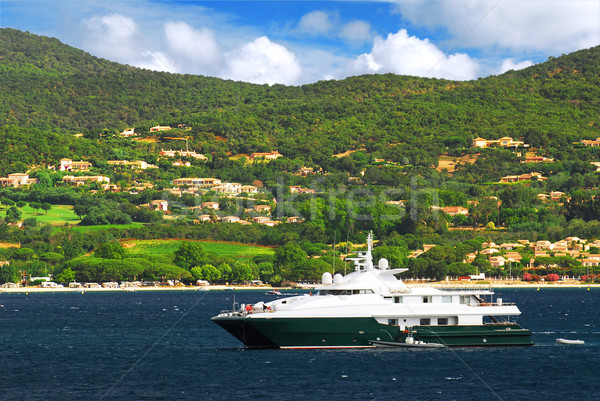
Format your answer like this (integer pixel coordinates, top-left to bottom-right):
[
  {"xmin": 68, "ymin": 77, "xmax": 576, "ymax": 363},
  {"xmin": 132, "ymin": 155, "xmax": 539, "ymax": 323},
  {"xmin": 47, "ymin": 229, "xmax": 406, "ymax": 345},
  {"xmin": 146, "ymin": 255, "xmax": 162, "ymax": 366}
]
[
  {"xmin": 55, "ymin": 267, "xmax": 76, "ymax": 283},
  {"xmin": 94, "ymin": 241, "xmax": 126, "ymax": 259},
  {"xmin": 30, "ymin": 202, "xmax": 42, "ymax": 214},
  {"xmin": 41, "ymin": 202, "xmax": 52, "ymax": 215},
  {"xmin": 173, "ymin": 242, "xmax": 207, "ymax": 270},
  {"xmin": 274, "ymin": 242, "xmax": 307, "ymax": 277},
  {"xmin": 4, "ymin": 206, "xmax": 22, "ymax": 224},
  {"xmin": 1, "ymin": 198, "xmax": 15, "ymax": 209},
  {"xmin": 201, "ymin": 264, "xmax": 221, "ymax": 282},
  {"xmin": 231, "ymin": 262, "xmax": 253, "ymax": 282},
  {"xmin": 0, "ymin": 263, "xmax": 18, "ymax": 284}
]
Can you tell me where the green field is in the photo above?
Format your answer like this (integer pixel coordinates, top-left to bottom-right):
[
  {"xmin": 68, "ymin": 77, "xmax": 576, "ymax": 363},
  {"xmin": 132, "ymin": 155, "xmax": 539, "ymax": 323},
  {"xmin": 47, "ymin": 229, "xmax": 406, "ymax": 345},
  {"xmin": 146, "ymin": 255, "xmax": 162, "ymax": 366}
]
[
  {"xmin": 123, "ymin": 239, "xmax": 274, "ymax": 261},
  {"xmin": 0, "ymin": 204, "xmax": 80, "ymax": 226}
]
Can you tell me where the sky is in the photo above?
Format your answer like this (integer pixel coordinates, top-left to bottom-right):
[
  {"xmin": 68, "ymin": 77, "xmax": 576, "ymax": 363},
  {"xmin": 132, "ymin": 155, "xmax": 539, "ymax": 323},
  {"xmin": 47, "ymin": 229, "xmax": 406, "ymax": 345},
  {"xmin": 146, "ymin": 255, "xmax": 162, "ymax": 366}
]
[{"xmin": 1, "ymin": 0, "xmax": 599, "ymax": 85}]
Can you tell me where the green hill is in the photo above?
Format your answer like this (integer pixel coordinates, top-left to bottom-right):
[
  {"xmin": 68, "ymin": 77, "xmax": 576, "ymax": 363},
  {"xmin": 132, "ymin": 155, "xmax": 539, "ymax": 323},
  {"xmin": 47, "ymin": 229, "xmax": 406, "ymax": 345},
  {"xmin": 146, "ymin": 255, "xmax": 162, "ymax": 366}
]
[{"xmin": 1, "ymin": 28, "xmax": 599, "ymax": 173}]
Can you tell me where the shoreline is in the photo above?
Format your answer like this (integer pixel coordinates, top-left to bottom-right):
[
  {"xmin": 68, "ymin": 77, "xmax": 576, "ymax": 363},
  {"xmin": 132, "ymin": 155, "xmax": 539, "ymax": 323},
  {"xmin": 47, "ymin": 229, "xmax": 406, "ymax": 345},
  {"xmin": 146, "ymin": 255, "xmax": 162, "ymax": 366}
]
[{"xmin": 1, "ymin": 282, "xmax": 598, "ymax": 293}]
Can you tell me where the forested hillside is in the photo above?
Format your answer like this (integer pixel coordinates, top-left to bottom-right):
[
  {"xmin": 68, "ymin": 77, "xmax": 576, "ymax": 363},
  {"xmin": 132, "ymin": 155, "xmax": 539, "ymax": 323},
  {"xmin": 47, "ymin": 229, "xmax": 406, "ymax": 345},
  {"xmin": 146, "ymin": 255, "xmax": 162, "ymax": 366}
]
[{"xmin": 1, "ymin": 28, "xmax": 599, "ymax": 172}]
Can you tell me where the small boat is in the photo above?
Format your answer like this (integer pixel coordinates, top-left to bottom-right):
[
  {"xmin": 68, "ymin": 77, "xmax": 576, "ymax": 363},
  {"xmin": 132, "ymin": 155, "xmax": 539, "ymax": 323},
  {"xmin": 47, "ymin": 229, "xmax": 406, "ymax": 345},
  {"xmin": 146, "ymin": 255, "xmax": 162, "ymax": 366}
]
[
  {"xmin": 556, "ymin": 338, "xmax": 585, "ymax": 345},
  {"xmin": 265, "ymin": 289, "xmax": 282, "ymax": 295}
]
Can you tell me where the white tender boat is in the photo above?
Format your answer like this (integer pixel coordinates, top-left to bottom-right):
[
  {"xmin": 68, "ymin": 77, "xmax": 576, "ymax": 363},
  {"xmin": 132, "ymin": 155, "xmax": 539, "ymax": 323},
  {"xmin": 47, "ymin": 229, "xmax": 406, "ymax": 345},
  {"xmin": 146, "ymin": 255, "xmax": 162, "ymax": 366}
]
[
  {"xmin": 556, "ymin": 338, "xmax": 585, "ymax": 345},
  {"xmin": 212, "ymin": 232, "xmax": 533, "ymax": 348}
]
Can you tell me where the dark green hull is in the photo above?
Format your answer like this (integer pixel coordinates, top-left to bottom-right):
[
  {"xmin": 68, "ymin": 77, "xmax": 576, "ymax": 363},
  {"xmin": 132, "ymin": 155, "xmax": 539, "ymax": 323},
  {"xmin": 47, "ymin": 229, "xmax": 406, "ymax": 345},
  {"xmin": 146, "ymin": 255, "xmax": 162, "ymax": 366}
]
[{"xmin": 212, "ymin": 315, "xmax": 533, "ymax": 348}]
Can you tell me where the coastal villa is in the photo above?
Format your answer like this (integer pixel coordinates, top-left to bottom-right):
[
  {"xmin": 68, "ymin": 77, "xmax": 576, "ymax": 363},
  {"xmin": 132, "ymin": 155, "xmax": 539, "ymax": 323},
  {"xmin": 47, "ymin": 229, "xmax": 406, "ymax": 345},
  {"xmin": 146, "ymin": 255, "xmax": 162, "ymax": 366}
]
[
  {"xmin": 250, "ymin": 151, "xmax": 283, "ymax": 161},
  {"xmin": 499, "ymin": 172, "xmax": 547, "ymax": 183},
  {"xmin": 160, "ymin": 149, "xmax": 207, "ymax": 160},
  {"xmin": 107, "ymin": 160, "xmax": 157, "ymax": 170},
  {"xmin": 489, "ymin": 256, "xmax": 506, "ymax": 268},
  {"xmin": 287, "ymin": 216, "xmax": 305, "ymax": 223},
  {"xmin": 150, "ymin": 125, "xmax": 172, "ymax": 132},
  {"xmin": 0, "ymin": 173, "xmax": 38, "ymax": 188},
  {"xmin": 472, "ymin": 136, "xmax": 528, "ymax": 149},
  {"xmin": 221, "ymin": 216, "xmax": 240, "ymax": 223},
  {"xmin": 59, "ymin": 158, "xmax": 92, "ymax": 172}
]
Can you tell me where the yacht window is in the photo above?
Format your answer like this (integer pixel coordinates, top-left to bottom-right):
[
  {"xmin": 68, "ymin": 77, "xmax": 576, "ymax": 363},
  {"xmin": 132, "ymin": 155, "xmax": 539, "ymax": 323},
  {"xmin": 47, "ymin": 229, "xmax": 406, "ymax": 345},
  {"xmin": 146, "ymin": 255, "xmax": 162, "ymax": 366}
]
[
  {"xmin": 420, "ymin": 318, "xmax": 431, "ymax": 325},
  {"xmin": 442, "ymin": 295, "xmax": 452, "ymax": 303},
  {"xmin": 394, "ymin": 296, "xmax": 403, "ymax": 303},
  {"xmin": 422, "ymin": 296, "xmax": 432, "ymax": 303},
  {"xmin": 318, "ymin": 289, "xmax": 373, "ymax": 296},
  {"xmin": 438, "ymin": 318, "xmax": 448, "ymax": 325},
  {"xmin": 460, "ymin": 295, "xmax": 471, "ymax": 305},
  {"xmin": 388, "ymin": 319, "xmax": 398, "ymax": 326}
]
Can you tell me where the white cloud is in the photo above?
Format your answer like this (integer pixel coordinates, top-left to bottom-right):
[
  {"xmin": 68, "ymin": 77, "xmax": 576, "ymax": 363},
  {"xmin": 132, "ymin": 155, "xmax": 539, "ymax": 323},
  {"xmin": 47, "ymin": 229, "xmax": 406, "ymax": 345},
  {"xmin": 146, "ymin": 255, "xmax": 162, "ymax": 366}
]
[
  {"xmin": 297, "ymin": 10, "xmax": 336, "ymax": 35},
  {"xmin": 82, "ymin": 14, "xmax": 141, "ymax": 61},
  {"xmin": 392, "ymin": 0, "xmax": 600, "ymax": 54},
  {"xmin": 82, "ymin": 14, "xmax": 176, "ymax": 72},
  {"xmin": 497, "ymin": 59, "xmax": 533, "ymax": 75},
  {"xmin": 164, "ymin": 21, "xmax": 221, "ymax": 72},
  {"xmin": 223, "ymin": 37, "xmax": 302, "ymax": 85},
  {"xmin": 340, "ymin": 20, "xmax": 373, "ymax": 44},
  {"xmin": 353, "ymin": 29, "xmax": 479, "ymax": 80}
]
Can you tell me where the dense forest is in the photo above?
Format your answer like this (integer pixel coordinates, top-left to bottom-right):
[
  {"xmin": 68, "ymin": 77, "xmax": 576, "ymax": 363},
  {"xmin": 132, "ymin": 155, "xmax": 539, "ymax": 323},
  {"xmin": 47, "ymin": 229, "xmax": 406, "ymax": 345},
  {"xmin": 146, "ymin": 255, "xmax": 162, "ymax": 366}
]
[
  {"xmin": 1, "ymin": 28, "xmax": 599, "ymax": 172},
  {"xmin": 1, "ymin": 28, "xmax": 600, "ymax": 285}
]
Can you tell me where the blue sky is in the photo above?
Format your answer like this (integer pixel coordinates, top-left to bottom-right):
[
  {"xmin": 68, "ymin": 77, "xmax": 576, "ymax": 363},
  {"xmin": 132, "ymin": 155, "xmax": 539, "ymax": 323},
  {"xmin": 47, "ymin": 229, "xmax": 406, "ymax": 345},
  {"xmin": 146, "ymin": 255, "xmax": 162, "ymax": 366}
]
[{"xmin": 1, "ymin": 0, "xmax": 599, "ymax": 85}]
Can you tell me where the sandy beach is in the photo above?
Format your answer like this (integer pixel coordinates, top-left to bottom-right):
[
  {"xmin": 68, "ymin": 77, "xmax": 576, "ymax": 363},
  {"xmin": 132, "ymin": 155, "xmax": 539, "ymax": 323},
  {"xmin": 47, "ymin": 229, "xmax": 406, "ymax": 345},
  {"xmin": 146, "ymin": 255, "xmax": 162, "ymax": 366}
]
[{"xmin": 1, "ymin": 281, "xmax": 597, "ymax": 293}]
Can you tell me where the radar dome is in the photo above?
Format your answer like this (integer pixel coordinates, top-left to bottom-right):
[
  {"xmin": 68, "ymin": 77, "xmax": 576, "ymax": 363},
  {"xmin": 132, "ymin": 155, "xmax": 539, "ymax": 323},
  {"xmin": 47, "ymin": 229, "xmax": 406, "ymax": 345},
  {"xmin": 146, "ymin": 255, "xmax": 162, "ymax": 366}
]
[
  {"xmin": 333, "ymin": 273, "xmax": 345, "ymax": 285},
  {"xmin": 322, "ymin": 272, "xmax": 333, "ymax": 285},
  {"xmin": 378, "ymin": 258, "xmax": 389, "ymax": 270}
]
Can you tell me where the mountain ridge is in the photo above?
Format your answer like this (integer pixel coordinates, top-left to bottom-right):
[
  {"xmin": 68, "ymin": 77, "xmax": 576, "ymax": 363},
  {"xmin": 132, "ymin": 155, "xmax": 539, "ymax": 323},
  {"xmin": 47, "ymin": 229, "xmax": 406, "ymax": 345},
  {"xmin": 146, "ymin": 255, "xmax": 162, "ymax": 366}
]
[{"xmin": 1, "ymin": 27, "xmax": 599, "ymax": 171}]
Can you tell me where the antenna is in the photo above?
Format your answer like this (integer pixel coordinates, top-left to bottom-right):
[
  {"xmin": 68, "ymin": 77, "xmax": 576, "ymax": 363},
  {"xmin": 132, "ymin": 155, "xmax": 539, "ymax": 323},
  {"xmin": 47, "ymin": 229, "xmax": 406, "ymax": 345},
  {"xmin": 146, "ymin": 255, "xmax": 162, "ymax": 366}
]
[{"xmin": 332, "ymin": 231, "xmax": 336, "ymax": 274}]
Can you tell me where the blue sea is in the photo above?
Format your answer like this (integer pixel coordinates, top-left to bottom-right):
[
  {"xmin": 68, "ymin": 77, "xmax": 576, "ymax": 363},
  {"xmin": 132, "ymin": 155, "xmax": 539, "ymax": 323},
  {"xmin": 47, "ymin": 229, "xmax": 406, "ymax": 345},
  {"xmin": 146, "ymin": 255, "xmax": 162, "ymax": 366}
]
[{"xmin": 1, "ymin": 287, "xmax": 599, "ymax": 400}]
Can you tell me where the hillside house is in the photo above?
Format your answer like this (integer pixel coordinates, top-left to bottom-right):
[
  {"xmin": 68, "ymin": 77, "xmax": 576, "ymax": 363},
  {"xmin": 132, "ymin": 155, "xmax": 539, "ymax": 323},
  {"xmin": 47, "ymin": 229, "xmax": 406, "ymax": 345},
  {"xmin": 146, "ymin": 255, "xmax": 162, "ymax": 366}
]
[
  {"xmin": 59, "ymin": 158, "xmax": 92, "ymax": 172},
  {"xmin": 160, "ymin": 149, "xmax": 207, "ymax": 160},
  {"xmin": 250, "ymin": 151, "xmax": 283, "ymax": 161},
  {"xmin": 472, "ymin": 136, "xmax": 527, "ymax": 149},
  {"xmin": 147, "ymin": 200, "xmax": 168, "ymax": 212},
  {"xmin": 289, "ymin": 186, "xmax": 316, "ymax": 194},
  {"xmin": 522, "ymin": 155, "xmax": 554, "ymax": 163},
  {"xmin": 581, "ymin": 138, "xmax": 600, "ymax": 147},
  {"xmin": 172, "ymin": 160, "xmax": 192, "ymax": 167},
  {"xmin": 253, "ymin": 205, "xmax": 271, "ymax": 214},
  {"xmin": 0, "ymin": 173, "xmax": 38, "ymax": 188},
  {"xmin": 201, "ymin": 202, "xmax": 220, "ymax": 210},
  {"xmin": 499, "ymin": 172, "xmax": 547, "ymax": 183},
  {"xmin": 107, "ymin": 160, "xmax": 157, "ymax": 170},
  {"xmin": 172, "ymin": 178, "xmax": 221, "ymax": 188},
  {"xmin": 62, "ymin": 175, "xmax": 110, "ymax": 187},
  {"xmin": 150, "ymin": 125, "xmax": 171, "ymax": 132},
  {"xmin": 287, "ymin": 216, "xmax": 305, "ymax": 223},
  {"xmin": 441, "ymin": 206, "xmax": 469, "ymax": 216},
  {"xmin": 240, "ymin": 185, "xmax": 259, "ymax": 194},
  {"xmin": 119, "ymin": 128, "xmax": 137, "ymax": 137}
]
